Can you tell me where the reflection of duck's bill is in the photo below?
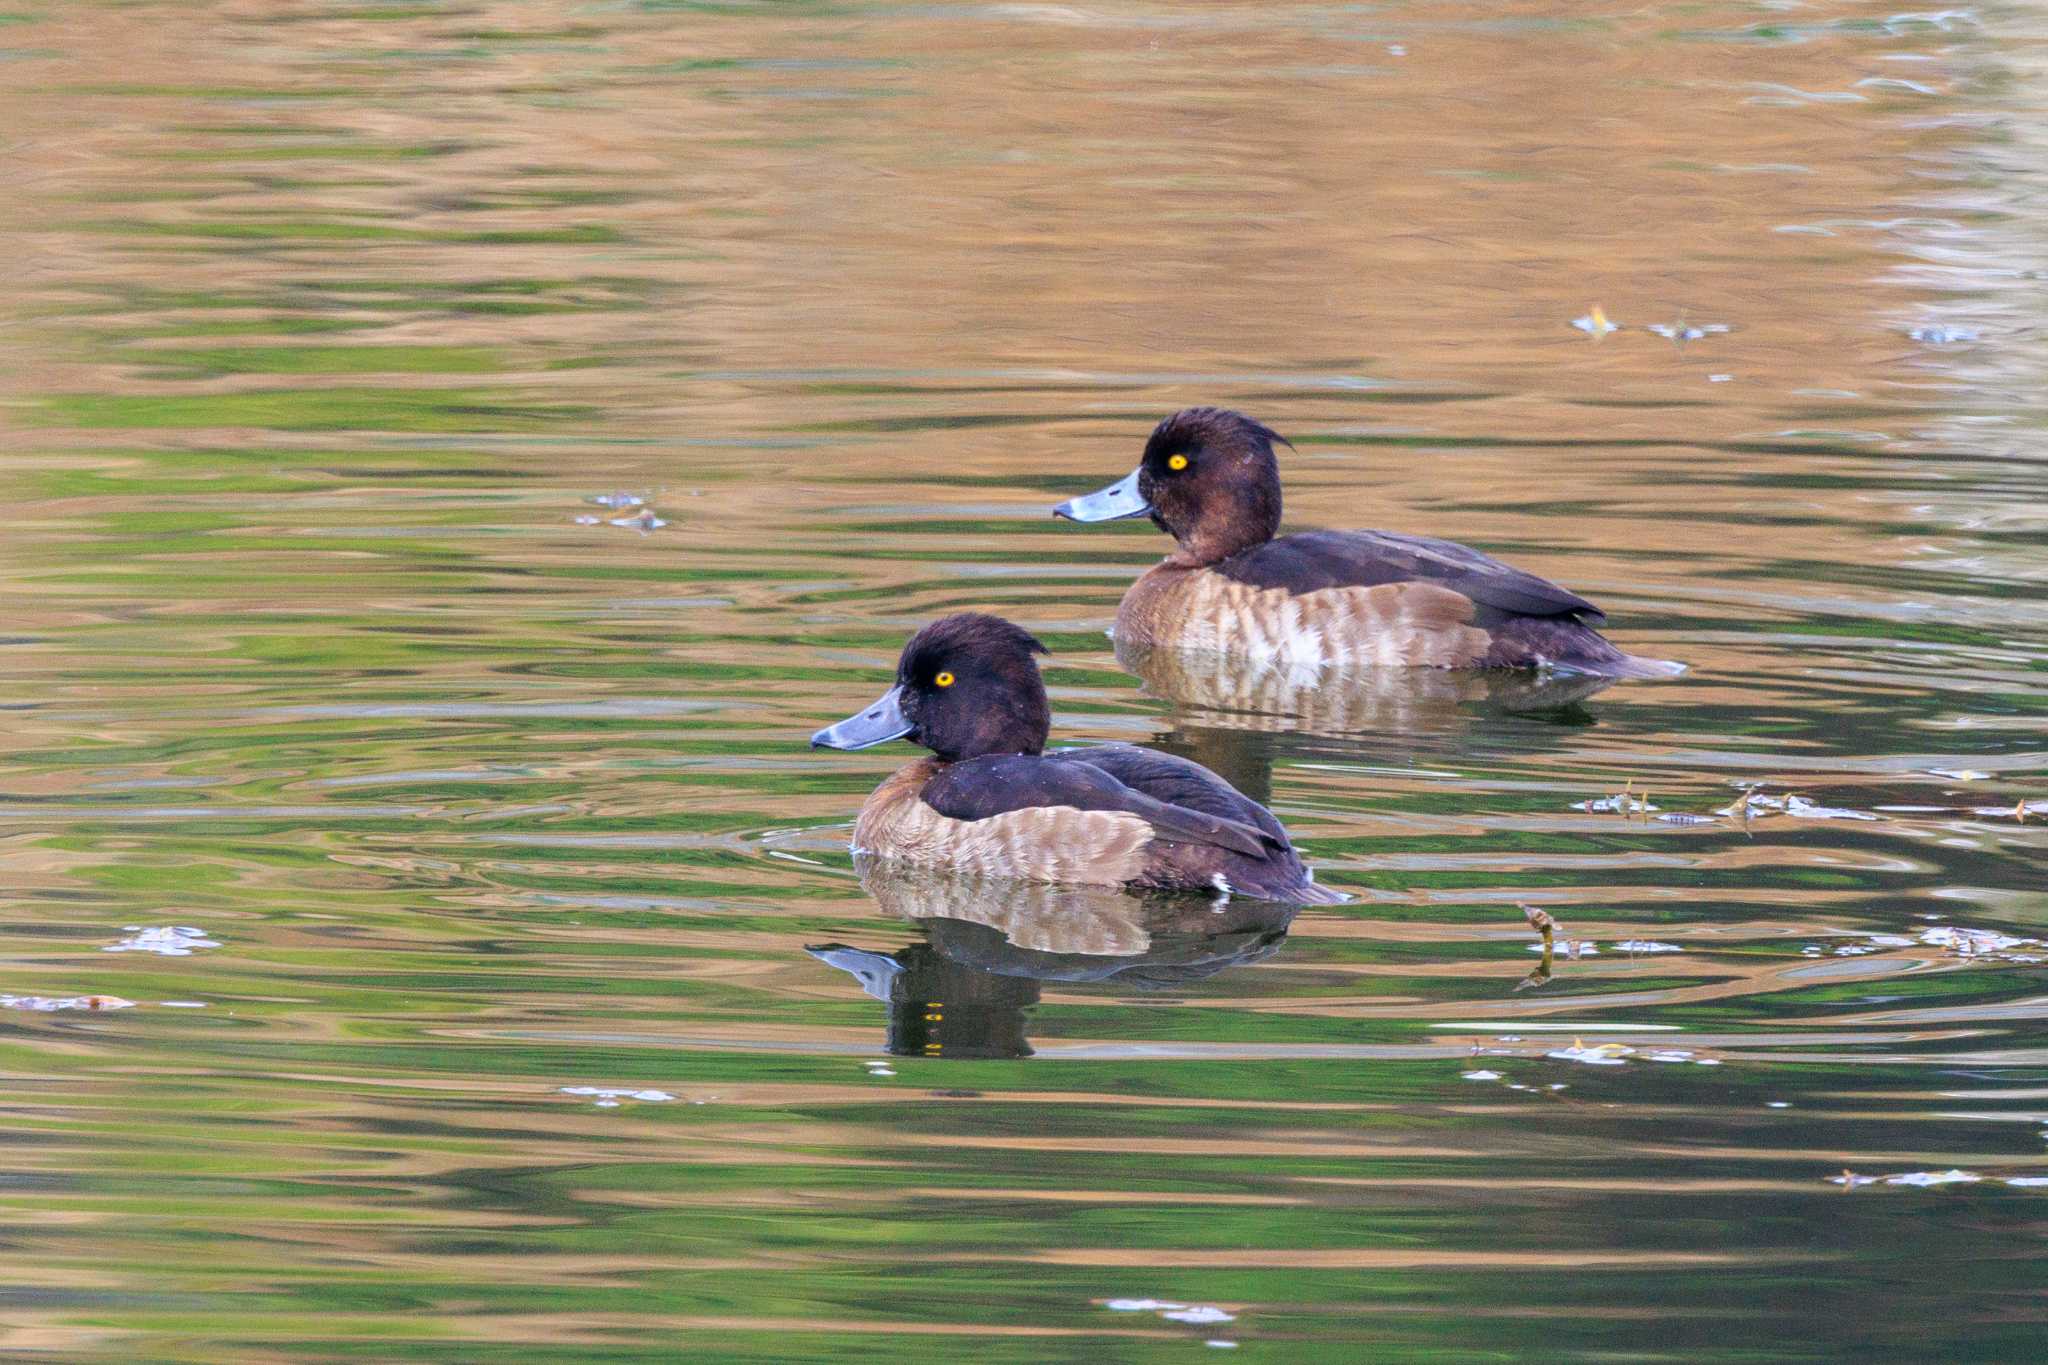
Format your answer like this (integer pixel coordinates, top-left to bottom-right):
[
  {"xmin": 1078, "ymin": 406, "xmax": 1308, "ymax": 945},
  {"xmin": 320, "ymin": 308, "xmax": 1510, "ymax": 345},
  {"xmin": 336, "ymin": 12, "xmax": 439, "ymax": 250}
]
[
  {"xmin": 810, "ymin": 685, "xmax": 913, "ymax": 750},
  {"xmin": 805, "ymin": 943, "xmax": 904, "ymax": 1002},
  {"xmin": 1053, "ymin": 469, "xmax": 1150, "ymax": 522}
]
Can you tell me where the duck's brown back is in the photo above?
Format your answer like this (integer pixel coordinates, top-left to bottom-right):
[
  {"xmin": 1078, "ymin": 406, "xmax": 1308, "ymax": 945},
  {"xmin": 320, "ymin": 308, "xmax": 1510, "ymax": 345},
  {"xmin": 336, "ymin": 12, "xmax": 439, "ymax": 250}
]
[{"xmin": 1115, "ymin": 563, "xmax": 1491, "ymax": 668}]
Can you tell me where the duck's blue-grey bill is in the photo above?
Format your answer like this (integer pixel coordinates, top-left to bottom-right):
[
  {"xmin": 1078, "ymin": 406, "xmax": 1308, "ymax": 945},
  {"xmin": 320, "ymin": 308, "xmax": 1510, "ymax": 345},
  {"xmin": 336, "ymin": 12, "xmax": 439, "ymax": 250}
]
[
  {"xmin": 1053, "ymin": 469, "xmax": 1150, "ymax": 522},
  {"xmin": 810, "ymin": 685, "xmax": 912, "ymax": 750}
]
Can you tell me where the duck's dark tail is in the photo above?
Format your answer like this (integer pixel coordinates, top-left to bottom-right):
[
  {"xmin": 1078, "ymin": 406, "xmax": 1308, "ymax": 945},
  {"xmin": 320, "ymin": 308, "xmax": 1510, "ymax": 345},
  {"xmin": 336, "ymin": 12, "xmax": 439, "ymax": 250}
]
[
  {"xmin": 1485, "ymin": 616, "xmax": 1684, "ymax": 680},
  {"xmin": 1595, "ymin": 650, "xmax": 1688, "ymax": 680},
  {"xmin": 1283, "ymin": 875, "xmax": 1349, "ymax": 906}
]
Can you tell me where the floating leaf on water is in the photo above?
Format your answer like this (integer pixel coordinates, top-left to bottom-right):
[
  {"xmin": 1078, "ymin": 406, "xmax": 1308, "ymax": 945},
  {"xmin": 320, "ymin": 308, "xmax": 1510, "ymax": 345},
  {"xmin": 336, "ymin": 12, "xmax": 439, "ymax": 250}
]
[
  {"xmin": 103, "ymin": 925, "xmax": 221, "ymax": 956},
  {"xmin": 2, "ymin": 994, "xmax": 136, "ymax": 1011},
  {"xmin": 1571, "ymin": 305, "xmax": 1619, "ymax": 338}
]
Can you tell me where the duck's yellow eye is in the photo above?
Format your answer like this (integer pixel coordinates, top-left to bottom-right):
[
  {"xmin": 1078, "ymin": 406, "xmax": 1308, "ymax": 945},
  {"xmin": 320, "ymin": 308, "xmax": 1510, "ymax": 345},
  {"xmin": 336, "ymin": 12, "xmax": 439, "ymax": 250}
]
[
  {"xmin": 934, "ymin": 671, "xmax": 955, "ymax": 688},
  {"xmin": 1168, "ymin": 453, "xmax": 1189, "ymax": 471}
]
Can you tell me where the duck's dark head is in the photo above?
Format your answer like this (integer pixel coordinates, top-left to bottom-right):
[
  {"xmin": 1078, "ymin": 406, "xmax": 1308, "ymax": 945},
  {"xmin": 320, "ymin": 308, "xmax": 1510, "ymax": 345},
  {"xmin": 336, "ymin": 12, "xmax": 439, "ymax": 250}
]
[
  {"xmin": 1053, "ymin": 407, "xmax": 1286, "ymax": 565},
  {"xmin": 810, "ymin": 612, "xmax": 1051, "ymax": 761}
]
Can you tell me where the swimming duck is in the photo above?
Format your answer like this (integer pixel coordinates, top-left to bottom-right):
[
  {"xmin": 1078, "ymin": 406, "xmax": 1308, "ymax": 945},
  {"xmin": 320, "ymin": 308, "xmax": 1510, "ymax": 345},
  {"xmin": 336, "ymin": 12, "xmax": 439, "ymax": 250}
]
[
  {"xmin": 809, "ymin": 612, "xmax": 1338, "ymax": 902},
  {"xmin": 1054, "ymin": 407, "xmax": 1682, "ymax": 677}
]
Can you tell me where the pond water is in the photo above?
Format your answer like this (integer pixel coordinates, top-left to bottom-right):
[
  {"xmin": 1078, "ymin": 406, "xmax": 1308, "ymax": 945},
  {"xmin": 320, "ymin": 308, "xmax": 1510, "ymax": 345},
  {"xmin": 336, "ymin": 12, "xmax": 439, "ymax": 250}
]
[{"xmin": 2, "ymin": 0, "xmax": 2046, "ymax": 1358}]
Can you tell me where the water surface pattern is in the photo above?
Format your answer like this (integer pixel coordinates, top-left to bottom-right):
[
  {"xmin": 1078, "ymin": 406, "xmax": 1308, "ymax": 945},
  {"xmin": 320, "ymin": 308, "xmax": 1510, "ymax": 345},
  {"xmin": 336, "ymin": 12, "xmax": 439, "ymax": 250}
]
[{"xmin": 2, "ymin": 1, "xmax": 2046, "ymax": 1359}]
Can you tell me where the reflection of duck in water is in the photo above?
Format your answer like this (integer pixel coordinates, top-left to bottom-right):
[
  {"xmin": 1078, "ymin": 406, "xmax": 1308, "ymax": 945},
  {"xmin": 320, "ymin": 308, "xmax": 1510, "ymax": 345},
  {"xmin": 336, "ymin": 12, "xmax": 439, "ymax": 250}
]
[
  {"xmin": 806, "ymin": 864, "xmax": 1301, "ymax": 1059},
  {"xmin": 1055, "ymin": 407, "xmax": 1682, "ymax": 678},
  {"xmin": 1117, "ymin": 635, "xmax": 1614, "ymax": 805},
  {"xmin": 1116, "ymin": 634, "xmax": 1616, "ymax": 739},
  {"xmin": 810, "ymin": 612, "xmax": 1338, "ymax": 902}
]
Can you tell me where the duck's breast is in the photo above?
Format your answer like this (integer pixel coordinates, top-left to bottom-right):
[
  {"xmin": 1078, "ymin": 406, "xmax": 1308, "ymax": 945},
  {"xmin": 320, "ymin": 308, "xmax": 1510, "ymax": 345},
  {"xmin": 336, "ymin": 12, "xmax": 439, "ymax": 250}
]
[
  {"xmin": 853, "ymin": 759, "xmax": 1154, "ymax": 885},
  {"xmin": 1116, "ymin": 564, "xmax": 1490, "ymax": 668}
]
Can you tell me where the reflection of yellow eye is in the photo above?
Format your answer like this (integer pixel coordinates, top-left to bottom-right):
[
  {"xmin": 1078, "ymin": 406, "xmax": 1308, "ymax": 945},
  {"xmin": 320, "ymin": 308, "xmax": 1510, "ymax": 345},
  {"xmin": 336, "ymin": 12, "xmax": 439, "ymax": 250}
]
[
  {"xmin": 1168, "ymin": 453, "xmax": 1189, "ymax": 471},
  {"xmin": 935, "ymin": 671, "xmax": 955, "ymax": 688}
]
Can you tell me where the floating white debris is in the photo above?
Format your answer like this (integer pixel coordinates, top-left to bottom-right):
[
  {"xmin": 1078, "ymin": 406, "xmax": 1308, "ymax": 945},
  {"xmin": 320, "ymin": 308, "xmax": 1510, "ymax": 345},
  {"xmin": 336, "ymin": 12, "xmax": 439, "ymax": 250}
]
[
  {"xmin": 1461, "ymin": 1070, "xmax": 1502, "ymax": 1081},
  {"xmin": 1721, "ymin": 792, "xmax": 1876, "ymax": 822},
  {"xmin": 1576, "ymin": 793, "xmax": 1657, "ymax": 814},
  {"xmin": 586, "ymin": 492, "xmax": 646, "ymax": 509},
  {"xmin": 1163, "ymin": 1307, "xmax": 1237, "ymax": 1326},
  {"xmin": 1614, "ymin": 941, "xmax": 1685, "ymax": 954},
  {"xmin": 1885, "ymin": 1169, "xmax": 1981, "ymax": 1187},
  {"xmin": 1527, "ymin": 941, "xmax": 1598, "ymax": 957},
  {"xmin": 1767, "ymin": 1102, "xmax": 1790, "ymax": 1109},
  {"xmin": 1547, "ymin": 1038, "xmax": 1634, "ymax": 1066},
  {"xmin": 1649, "ymin": 320, "xmax": 1730, "ymax": 343},
  {"xmin": 1571, "ymin": 305, "xmax": 1619, "ymax": 338},
  {"xmin": 1784, "ymin": 795, "xmax": 1876, "ymax": 821},
  {"xmin": 561, "ymin": 1086, "xmax": 675, "ymax": 1104},
  {"xmin": 1908, "ymin": 325, "xmax": 1979, "ymax": 345},
  {"xmin": 1921, "ymin": 926, "xmax": 2039, "ymax": 955},
  {"xmin": 1, "ymin": 994, "xmax": 135, "ymax": 1012},
  {"xmin": 104, "ymin": 925, "xmax": 221, "ymax": 956}
]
